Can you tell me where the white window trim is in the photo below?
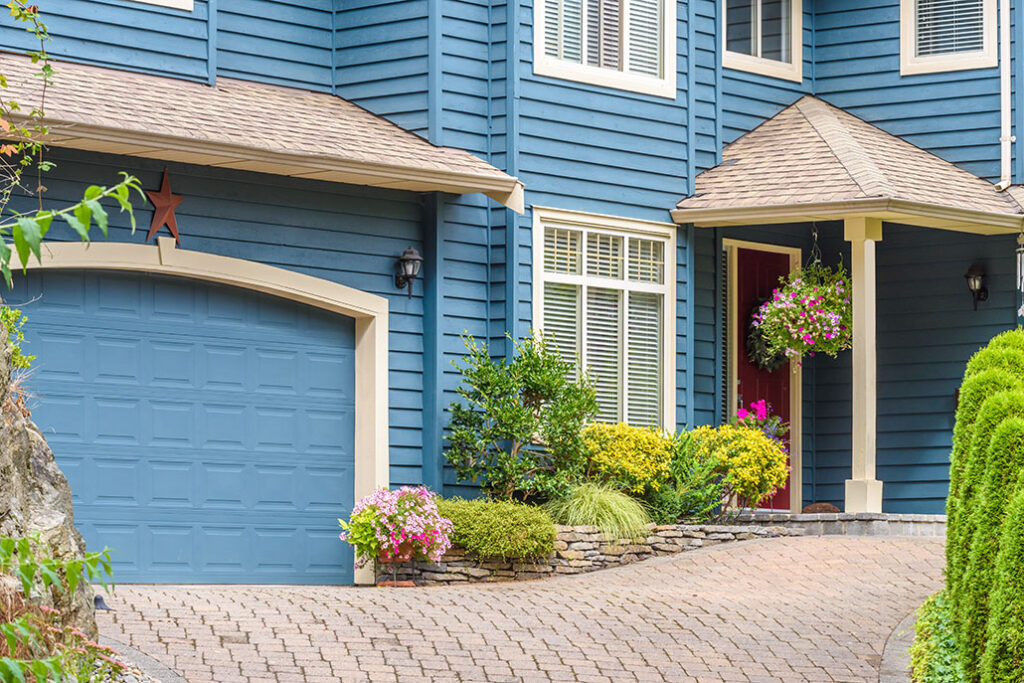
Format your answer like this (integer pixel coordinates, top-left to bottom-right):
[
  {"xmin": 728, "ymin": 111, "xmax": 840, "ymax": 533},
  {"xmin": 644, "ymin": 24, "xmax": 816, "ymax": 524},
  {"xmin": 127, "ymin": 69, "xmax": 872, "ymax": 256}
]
[
  {"xmin": 532, "ymin": 0, "xmax": 677, "ymax": 99},
  {"xmin": 899, "ymin": 0, "xmax": 996, "ymax": 75},
  {"xmin": 531, "ymin": 206, "xmax": 678, "ymax": 430},
  {"xmin": 721, "ymin": 0, "xmax": 803, "ymax": 83},
  {"xmin": 129, "ymin": 0, "xmax": 194, "ymax": 10}
]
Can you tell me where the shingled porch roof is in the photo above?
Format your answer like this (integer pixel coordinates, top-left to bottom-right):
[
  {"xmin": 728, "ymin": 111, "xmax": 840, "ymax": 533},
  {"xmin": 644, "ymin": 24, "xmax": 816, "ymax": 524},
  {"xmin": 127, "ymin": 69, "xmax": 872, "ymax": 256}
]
[
  {"xmin": 671, "ymin": 96, "xmax": 1024, "ymax": 235},
  {"xmin": 0, "ymin": 53, "xmax": 524, "ymax": 211}
]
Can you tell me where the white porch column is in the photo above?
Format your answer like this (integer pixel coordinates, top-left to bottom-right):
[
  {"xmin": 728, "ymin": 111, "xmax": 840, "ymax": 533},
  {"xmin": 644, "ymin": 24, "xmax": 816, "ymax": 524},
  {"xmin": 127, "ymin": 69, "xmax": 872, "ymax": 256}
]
[{"xmin": 844, "ymin": 218, "xmax": 884, "ymax": 513}]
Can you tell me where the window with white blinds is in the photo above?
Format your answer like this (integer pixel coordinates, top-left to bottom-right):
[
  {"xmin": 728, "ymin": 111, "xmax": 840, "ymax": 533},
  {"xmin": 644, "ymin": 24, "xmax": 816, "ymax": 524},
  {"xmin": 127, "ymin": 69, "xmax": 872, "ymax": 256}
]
[
  {"xmin": 900, "ymin": 0, "xmax": 995, "ymax": 74},
  {"xmin": 535, "ymin": 0, "xmax": 675, "ymax": 98},
  {"xmin": 722, "ymin": 0, "xmax": 802, "ymax": 81},
  {"xmin": 537, "ymin": 220, "xmax": 672, "ymax": 427}
]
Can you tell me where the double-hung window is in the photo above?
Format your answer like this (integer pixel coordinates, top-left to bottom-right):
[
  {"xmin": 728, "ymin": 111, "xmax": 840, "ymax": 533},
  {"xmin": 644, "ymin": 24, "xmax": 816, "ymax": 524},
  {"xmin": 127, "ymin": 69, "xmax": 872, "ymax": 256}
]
[
  {"xmin": 722, "ymin": 0, "xmax": 802, "ymax": 82},
  {"xmin": 900, "ymin": 0, "xmax": 995, "ymax": 75},
  {"xmin": 534, "ymin": 0, "xmax": 676, "ymax": 98},
  {"xmin": 533, "ymin": 208, "xmax": 675, "ymax": 428}
]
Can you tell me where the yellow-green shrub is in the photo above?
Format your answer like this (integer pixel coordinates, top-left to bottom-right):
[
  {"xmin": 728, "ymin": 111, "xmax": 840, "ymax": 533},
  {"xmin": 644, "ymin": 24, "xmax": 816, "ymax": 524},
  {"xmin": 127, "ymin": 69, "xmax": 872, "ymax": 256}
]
[
  {"xmin": 687, "ymin": 424, "xmax": 788, "ymax": 508},
  {"xmin": 980, "ymin": 482, "xmax": 1024, "ymax": 682},
  {"xmin": 437, "ymin": 498, "xmax": 557, "ymax": 560},
  {"xmin": 582, "ymin": 422, "xmax": 672, "ymax": 495}
]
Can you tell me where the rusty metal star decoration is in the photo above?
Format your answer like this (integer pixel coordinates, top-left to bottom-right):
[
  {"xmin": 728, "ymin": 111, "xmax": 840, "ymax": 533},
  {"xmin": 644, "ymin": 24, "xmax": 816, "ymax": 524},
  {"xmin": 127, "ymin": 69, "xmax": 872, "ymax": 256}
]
[{"xmin": 145, "ymin": 170, "xmax": 184, "ymax": 245}]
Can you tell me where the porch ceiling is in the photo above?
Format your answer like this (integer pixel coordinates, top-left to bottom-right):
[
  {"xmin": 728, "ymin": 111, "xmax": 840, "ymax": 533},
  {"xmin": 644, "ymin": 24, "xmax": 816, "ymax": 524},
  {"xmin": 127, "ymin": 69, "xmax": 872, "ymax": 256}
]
[
  {"xmin": 0, "ymin": 53, "xmax": 525, "ymax": 212},
  {"xmin": 672, "ymin": 96, "xmax": 1024, "ymax": 235}
]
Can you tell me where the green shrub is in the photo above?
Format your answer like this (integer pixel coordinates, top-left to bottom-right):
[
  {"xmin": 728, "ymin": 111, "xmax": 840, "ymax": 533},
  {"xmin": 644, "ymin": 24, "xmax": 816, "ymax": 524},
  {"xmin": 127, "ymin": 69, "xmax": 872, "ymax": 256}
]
[
  {"xmin": 436, "ymin": 498, "xmax": 556, "ymax": 561},
  {"xmin": 445, "ymin": 334, "xmax": 597, "ymax": 501},
  {"xmin": 582, "ymin": 422, "xmax": 672, "ymax": 495},
  {"xmin": 544, "ymin": 483, "xmax": 651, "ymax": 542},
  {"xmin": 0, "ymin": 307, "xmax": 33, "ymax": 370},
  {"xmin": 910, "ymin": 590, "xmax": 965, "ymax": 683},
  {"xmin": 687, "ymin": 424, "xmax": 789, "ymax": 509},
  {"xmin": 959, "ymin": 418, "xmax": 1024, "ymax": 678},
  {"xmin": 980, "ymin": 483, "xmax": 1024, "ymax": 682},
  {"xmin": 646, "ymin": 433, "xmax": 724, "ymax": 524}
]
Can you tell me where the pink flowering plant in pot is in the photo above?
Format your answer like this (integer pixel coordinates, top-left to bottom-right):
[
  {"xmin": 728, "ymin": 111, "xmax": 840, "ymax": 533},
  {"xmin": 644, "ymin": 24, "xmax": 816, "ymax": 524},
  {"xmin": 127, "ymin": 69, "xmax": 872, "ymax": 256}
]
[
  {"xmin": 338, "ymin": 486, "xmax": 453, "ymax": 568},
  {"xmin": 752, "ymin": 261, "xmax": 852, "ymax": 363}
]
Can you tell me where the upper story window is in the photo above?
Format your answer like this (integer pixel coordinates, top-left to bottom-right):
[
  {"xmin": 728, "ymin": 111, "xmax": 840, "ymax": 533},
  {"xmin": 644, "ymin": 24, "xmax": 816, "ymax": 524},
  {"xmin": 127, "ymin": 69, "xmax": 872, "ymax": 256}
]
[
  {"xmin": 900, "ymin": 0, "xmax": 995, "ymax": 75},
  {"xmin": 722, "ymin": 0, "xmax": 802, "ymax": 82},
  {"xmin": 532, "ymin": 208, "xmax": 676, "ymax": 428},
  {"xmin": 533, "ymin": 0, "xmax": 676, "ymax": 99}
]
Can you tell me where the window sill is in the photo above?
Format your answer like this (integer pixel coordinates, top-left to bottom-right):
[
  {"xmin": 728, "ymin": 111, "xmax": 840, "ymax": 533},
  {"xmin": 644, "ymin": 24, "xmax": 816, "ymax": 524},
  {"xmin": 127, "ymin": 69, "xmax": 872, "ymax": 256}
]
[
  {"xmin": 723, "ymin": 51, "xmax": 803, "ymax": 83},
  {"xmin": 900, "ymin": 53, "xmax": 998, "ymax": 76},
  {"xmin": 130, "ymin": 0, "xmax": 194, "ymax": 9},
  {"xmin": 532, "ymin": 56, "xmax": 677, "ymax": 100}
]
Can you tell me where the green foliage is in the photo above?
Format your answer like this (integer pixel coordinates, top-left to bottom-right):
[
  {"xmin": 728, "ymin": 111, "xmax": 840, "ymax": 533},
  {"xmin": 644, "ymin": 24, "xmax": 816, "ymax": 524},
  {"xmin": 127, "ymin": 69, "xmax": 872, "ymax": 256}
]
[
  {"xmin": 581, "ymin": 422, "xmax": 672, "ymax": 495},
  {"xmin": 959, "ymin": 418, "xmax": 1024, "ymax": 677},
  {"xmin": 646, "ymin": 433, "xmax": 724, "ymax": 524},
  {"xmin": 445, "ymin": 334, "xmax": 597, "ymax": 501},
  {"xmin": 0, "ymin": 306, "xmax": 32, "ymax": 369},
  {"xmin": 543, "ymin": 483, "xmax": 651, "ymax": 542},
  {"xmin": 980, "ymin": 485, "xmax": 1024, "ymax": 682},
  {"xmin": 0, "ymin": 534, "xmax": 119, "ymax": 682},
  {"xmin": 437, "ymin": 497, "xmax": 556, "ymax": 560},
  {"xmin": 686, "ymin": 424, "xmax": 789, "ymax": 508},
  {"xmin": 910, "ymin": 591, "xmax": 965, "ymax": 683}
]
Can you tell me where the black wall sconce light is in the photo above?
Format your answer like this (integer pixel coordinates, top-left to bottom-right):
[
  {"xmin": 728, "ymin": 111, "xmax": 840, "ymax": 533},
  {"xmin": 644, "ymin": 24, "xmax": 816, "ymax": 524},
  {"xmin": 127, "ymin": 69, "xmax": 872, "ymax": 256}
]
[
  {"xmin": 964, "ymin": 263, "xmax": 989, "ymax": 310},
  {"xmin": 395, "ymin": 246, "xmax": 423, "ymax": 298}
]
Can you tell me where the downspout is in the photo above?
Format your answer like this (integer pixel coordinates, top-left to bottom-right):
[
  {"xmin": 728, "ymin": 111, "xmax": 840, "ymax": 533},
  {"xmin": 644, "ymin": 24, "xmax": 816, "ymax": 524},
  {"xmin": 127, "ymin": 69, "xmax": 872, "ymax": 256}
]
[{"xmin": 997, "ymin": 0, "xmax": 1014, "ymax": 190}]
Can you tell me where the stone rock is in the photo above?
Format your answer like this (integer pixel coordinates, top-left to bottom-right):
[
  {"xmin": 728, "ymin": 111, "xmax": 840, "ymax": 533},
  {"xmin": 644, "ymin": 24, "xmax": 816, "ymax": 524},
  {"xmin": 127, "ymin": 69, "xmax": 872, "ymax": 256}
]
[{"xmin": 0, "ymin": 334, "xmax": 96, "ymax": 637}]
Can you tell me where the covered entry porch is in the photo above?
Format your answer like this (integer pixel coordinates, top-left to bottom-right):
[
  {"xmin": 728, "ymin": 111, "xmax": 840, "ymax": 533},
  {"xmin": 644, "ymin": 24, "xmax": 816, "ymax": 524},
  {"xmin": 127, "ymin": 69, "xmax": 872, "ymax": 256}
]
[{"xmin": 673, "ymin": 96, "xmax": 1024, "ymax": 514}]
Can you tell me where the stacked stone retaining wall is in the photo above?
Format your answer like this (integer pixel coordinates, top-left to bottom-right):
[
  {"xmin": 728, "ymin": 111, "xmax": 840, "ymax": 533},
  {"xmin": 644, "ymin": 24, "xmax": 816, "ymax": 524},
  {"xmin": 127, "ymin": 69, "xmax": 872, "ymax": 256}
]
[{"xmin": 379, "ymin": 523, "xmax": 802, "ymax": 585}]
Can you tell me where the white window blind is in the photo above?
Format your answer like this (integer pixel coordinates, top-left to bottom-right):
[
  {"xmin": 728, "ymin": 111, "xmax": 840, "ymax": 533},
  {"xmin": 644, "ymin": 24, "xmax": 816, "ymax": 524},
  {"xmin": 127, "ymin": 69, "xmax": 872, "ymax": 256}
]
[
  {"xmin": 540, "ymin": 224, "xmax": 669, "ymax": 427},
  {"xmin": 543, "ymin": 0, "xmax": 665, "ymax": 78},
  {"xmin": 916, "ymin": 0, "xmax": 985, "ymax": 56}
]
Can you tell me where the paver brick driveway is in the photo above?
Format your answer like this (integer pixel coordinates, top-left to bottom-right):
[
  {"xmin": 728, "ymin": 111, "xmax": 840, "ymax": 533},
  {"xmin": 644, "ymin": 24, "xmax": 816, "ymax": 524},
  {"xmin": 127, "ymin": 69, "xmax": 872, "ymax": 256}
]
[{"xmin": 98, "ymin": 536, "xmax": 944, "ymax": 682}]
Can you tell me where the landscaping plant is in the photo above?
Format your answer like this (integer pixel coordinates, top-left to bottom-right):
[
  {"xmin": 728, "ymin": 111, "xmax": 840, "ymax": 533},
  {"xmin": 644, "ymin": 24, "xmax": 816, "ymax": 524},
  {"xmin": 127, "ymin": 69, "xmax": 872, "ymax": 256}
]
[
  {"xmin": 979, "ymin": 484, "xmax": 1024, "ymax": 682},
  {"xmin": 543, "ymin": 483, "xmax": 651, "ymax": 542},
  {"xmin": 339, "ymin": 487, "xmax": 453, "ymax": 567},
  {"xmin": 751, "ymin": 261, "xmax": 852, "ymax": 363},
  {"xmin": 581, "ymin": 422, "xmax": 672, "ymax": 495},
  {"xmin": 910, "ymin": 591, "xmax": 965, "ymax": 683},
  {"xmin": 645, "ymin": 431, "xmax": 725, "ymax": 524},
  {"xmin": 445, "ymin": 334, "xmax": 597, "ymax": 501},
  {"xmin": 687, "ymin": 424, "xmax": 789, "ymax": 509},
  {"xmin": 436, "ymin": 498, "xmax": 556, "ymax": 561},
  {"xmin": 0, "ymin": 534, "xmax": 120, "ymax": 682}
]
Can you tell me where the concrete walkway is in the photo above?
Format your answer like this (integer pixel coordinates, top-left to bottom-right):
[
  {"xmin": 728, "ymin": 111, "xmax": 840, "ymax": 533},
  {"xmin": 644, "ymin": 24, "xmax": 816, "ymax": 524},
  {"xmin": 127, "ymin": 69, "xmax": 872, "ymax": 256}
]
[{"xmin": 98, "ymin": 536, "xmax": 943, "ymax": 682}]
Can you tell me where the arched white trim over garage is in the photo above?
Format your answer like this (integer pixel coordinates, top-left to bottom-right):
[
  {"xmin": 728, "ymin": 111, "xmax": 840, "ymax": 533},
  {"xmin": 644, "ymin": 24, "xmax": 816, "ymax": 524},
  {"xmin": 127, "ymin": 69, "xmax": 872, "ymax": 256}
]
[{"xmin": 17, "ymin": 237, "xmax": 389, "ymax": 584}]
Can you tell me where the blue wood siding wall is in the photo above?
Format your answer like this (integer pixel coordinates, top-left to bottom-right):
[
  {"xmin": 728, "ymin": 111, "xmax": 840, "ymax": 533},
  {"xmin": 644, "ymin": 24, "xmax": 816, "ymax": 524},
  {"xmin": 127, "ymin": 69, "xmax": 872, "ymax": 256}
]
[
  {"xmin": 814, "ymin": 0, "xmax": 1002, "ymax": 181},
  {"xmin": 11, "ymin": 148, "xmax": 427, "ymax": 487}
]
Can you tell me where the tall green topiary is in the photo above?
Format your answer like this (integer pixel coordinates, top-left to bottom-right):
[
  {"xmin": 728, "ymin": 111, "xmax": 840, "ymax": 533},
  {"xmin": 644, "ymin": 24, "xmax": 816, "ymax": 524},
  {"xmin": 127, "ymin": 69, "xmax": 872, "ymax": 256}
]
[
  {"xmin": 959, "ymin": 418, "xmax": 1024, "ymax": 679},
  {"xmin": 979, "ymin": 483, "xmax": 1024, "ymax": 682}
]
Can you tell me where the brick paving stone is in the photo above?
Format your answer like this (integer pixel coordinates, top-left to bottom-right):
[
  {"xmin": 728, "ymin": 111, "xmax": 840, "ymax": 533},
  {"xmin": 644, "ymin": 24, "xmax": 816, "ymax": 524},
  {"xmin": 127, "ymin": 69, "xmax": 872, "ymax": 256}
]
[{"xmin": 98, "ymin": 536, "xmax": 943, "ymax": 682}]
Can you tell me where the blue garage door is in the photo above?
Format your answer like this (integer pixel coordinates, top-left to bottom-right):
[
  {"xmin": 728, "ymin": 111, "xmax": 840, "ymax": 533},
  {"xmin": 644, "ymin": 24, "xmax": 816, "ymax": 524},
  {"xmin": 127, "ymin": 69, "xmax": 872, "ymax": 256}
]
[{"xmin": 12, "ymin": 270, "xmax": 356, "ymax": 584}]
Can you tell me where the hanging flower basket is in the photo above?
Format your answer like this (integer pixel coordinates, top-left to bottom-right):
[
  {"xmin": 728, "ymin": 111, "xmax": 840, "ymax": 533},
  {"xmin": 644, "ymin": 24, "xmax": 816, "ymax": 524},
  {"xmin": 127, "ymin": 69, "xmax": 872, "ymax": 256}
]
[
  {"xmin": 752, "ymin": 261, "xmax": 852, "ymax": 363},
  {"xmin": 745, "ymin": 297, "xmax": 789, "ymax": 372}
]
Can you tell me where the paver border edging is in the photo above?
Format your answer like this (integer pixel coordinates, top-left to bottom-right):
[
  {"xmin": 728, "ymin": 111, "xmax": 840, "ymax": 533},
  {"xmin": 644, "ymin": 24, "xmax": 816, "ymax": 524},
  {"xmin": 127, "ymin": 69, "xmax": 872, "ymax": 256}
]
[
  {"xmin": 879, "ymin": 607, "xmax": 918, "ymax": 683},
  {"xmin": 101, "ymin": 635, "xmax": 187, "ymax": 683}
]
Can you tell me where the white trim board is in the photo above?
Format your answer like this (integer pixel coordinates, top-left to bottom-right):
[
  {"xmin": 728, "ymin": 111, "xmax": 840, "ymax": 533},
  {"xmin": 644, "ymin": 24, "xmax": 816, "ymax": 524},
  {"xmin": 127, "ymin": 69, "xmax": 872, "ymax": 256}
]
[
  {"xmin": 722, "ymin": 238, "xmax": 803, "ymax": 514},
  {"xmin": 14, "ymin": 238, "xmax": 390, "ymax": 584}
]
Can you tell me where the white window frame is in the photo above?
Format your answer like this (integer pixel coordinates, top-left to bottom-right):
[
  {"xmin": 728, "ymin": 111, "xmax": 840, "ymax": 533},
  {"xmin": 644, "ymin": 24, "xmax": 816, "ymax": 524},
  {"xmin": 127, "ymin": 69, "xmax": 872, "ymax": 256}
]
[
  {"xmin": 721, "ymin": 0, "xmax": 803, "ymax": 83},
  {"xmin": 532, "ymin": 0, "xmax": 677, "ymax": 99},
  {"xmin": 900, "ymin": 0, "xmax": 996, "ymax": 75},
  {"xmin": 531, "ymin": 206, "xmax": 677, "ymax": 429},
  {"xmin": 129, "ymin": 0, "xmax": 194, "ymax": 10}
]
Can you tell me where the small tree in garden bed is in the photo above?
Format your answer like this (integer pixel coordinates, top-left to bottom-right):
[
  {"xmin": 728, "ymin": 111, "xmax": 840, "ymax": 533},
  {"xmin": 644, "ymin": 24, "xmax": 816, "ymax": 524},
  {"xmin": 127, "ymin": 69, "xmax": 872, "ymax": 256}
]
[
  {"xmin": 0, "ymin": 534, "xmax": 120, "ymax": 682},
  {"xmin": 338, "ymin": 486, "xmax": 453, "ymax": 568},
  {"xmin": 752, "ymin": 261, "xmax": 852, "ymax": 364},
  {"xmin": 445, "ymin": 334, "xmax": 597, "ymax": 501}
]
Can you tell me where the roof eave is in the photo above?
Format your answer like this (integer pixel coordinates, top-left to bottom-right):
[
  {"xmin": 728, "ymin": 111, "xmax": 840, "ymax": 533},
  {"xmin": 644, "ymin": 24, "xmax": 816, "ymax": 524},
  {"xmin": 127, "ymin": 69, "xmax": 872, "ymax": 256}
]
[
  {"xmin": 40, "ymin": 119, "xmax": 526, "ymax": 213},
  {"xmin": 670, "ymin": 197, "xmax": 1023, "ymax": 235}
]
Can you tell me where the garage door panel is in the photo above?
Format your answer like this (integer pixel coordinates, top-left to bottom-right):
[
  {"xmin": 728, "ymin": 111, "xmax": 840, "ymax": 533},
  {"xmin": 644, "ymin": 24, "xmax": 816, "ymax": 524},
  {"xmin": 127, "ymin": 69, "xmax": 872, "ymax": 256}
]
[{"xmin": 16, "ymin": 270, "xmax": 356, "ymax": 584}]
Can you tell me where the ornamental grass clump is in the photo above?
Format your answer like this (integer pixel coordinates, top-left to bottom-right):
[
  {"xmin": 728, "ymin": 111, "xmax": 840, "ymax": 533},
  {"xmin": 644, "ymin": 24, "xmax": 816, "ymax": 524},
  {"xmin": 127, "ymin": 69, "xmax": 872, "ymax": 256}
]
[
  {"xmin": 582, "ymin": 422, "xmax": 673, "ymax": 495},
  {"xmin": 339, "ymin": 486, "xmax": 453, "ymax": 567},
  {"xmin": 752, "ymin": 261, "xmax": 852, "ymax": 362},
  {"xmin": 687, "ymin": 424, "xmax": 789, "ymax": 509},
  {"xmin": 437, "ymin": 498, "xmax": 556, "ymax": 561},
  {"xmin": 544, "ymin": 483, "xmax": 651, "ymax": 542}
]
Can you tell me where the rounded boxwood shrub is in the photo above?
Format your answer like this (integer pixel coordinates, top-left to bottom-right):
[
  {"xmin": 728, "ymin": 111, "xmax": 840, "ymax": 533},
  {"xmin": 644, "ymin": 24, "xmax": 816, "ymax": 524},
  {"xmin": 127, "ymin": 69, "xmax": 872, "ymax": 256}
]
[
  {"xmin": 436, "ymin": 497, "xmax": 556, "ymax": 561},
  {"xmin": 980, "ymin": 483, "xmax": 1024, "ymax": 682},
  {"xmin": 959, "ymin": 417, "xmax": 1024, "ymax": 678}
]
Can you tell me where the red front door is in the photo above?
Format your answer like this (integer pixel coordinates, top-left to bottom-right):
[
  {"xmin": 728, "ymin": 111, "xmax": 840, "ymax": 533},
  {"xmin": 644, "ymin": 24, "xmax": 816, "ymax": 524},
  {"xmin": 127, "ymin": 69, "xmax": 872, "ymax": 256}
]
[{"xmin": 735, "ymin": 247, "xmax": 792, "ymax": 510}]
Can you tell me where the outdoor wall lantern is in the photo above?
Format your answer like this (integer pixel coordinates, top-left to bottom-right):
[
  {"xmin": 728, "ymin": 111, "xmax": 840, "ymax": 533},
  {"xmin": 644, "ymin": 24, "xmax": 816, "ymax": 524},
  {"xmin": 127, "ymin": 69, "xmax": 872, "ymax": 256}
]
[
  {"xmin": 395, "ymin": 246, "xmax": 424, "ymax": 298},
  {"xmin": 965, "ymin": 263, "xmax": 989, "ymax": 310}
]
